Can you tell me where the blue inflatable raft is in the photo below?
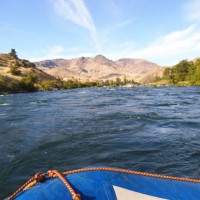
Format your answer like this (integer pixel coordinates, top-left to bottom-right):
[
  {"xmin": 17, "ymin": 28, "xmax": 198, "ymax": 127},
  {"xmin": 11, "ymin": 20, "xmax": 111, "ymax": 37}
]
[{"xmin": 8, "ymin": 167, "xmax": 200, "ymax": 200}]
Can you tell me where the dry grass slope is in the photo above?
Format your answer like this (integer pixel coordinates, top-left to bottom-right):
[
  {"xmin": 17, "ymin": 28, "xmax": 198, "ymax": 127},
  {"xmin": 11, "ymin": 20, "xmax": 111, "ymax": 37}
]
[
  {"xmin": 0, "ymin": 53, "xmax": 56, "ymax": 83},
  {"xmin": 35, "ymin": 55, "xmax": 164, "ymax": 83}
]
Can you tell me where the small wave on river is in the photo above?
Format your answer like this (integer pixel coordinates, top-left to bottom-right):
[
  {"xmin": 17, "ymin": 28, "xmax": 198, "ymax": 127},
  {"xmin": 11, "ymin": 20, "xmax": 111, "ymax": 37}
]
[{"xmin": 0, "ymin": 87, "xmax": 200, "ymax": 198}]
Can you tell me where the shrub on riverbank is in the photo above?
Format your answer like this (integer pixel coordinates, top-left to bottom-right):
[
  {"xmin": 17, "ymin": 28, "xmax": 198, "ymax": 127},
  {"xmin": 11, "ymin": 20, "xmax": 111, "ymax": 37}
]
[{"xmin": 152, "ymin": 58, "xmax": 200, "ymax": 86}]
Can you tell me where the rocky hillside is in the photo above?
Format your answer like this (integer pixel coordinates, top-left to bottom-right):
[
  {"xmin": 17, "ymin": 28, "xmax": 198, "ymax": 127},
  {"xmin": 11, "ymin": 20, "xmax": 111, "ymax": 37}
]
[
  {"xmin": 35, "ymin": 55, "xmax": 164, "ymax": 83},
  {"xmin": 0, "ymin": 54, "xmax": 55, "ymax": 81},
  {"xmin": 0, "ymin": 53, "xmax": 59, "ymax": 93}
]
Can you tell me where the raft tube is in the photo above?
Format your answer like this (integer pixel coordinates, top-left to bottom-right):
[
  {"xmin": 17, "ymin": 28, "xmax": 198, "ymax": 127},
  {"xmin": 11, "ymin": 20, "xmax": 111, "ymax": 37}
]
[{"xmin": 9, "ymin": 167, "xmax": 200, "ymax": 200}]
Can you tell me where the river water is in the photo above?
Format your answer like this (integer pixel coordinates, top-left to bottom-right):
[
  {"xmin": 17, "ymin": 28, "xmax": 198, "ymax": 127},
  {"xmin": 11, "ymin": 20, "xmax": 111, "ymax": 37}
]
[{"xmin": 0, "ymin": 87, "xmax": 200, "ymax": 198}]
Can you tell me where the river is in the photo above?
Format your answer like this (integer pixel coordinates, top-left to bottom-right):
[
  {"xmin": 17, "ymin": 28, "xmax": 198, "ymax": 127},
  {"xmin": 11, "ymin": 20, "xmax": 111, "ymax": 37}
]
[{"xmin": 0, "ymin": 87, "xmax": 200, "ymax": 198}]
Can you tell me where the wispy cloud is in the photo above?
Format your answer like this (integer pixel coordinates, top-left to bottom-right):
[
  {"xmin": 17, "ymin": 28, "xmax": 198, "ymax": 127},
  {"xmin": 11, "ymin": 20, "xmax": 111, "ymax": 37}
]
[
  {"xmin": 108, "ymin": 19, "xmax": 135, "ymax": 34},
  {"xmin": 101, "ymin": 0, "xmax": 122, "ymax": 17},
  {"xmin": 98, "ymin": 18, "xmax": 135, "ymax": 50},
  {"xmin": 45, "ymin": 45, "xmax": 65, "ymax": 58},
  {"xmin": 184, "ymin": 0, "xmax": 200, "ymax": 22},
  {"xmin": 27, "ymin": 25, "xmax": 200, "ymax": 66},
  {"xmin": 53, "ymin": 0, "xmax": 100, "ymax": 51},
  {"xmin": 133, "ymin": 25, "xmax": 200, "ymax": 64},
  {"xmin": 23, "ymin": 45, "xmax": 96, "ymax": 62},
  {"xmin": 106, "ymin": 25, "xmax": 200, "ymax": 65},
  {"xmin": 21, "ymin": 45, "xmax": 66, "ymax": 61}
]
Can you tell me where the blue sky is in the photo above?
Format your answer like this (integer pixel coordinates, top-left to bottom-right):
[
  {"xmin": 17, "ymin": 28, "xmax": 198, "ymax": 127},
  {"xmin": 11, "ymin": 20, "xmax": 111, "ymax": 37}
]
[{"xmin": 1, "ymin": 0, "xmax": 200, "ymax": 65}]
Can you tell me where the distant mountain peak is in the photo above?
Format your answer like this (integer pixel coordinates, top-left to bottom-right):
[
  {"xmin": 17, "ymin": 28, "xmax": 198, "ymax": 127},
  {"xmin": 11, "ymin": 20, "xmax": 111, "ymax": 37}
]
[
  {"xmin": 95, "ymin": 54, "xmax": 107, "ymax": 59},
  {"xmin": 35, "ymin": 55, "xmax": 164, "ymax": 83},
  {"xmin": 94, "ymin": 54, "xmax": 110, "ymax": 62},
  {"xmin": 93, "ymin": 54, "xmax": 116, "ymax": 66}
]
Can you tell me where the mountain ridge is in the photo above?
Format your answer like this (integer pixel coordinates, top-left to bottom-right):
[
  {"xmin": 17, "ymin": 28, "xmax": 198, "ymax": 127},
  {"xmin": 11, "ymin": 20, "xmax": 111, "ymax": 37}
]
[{"xmin": 35, "ymin": 55, "xmax": 164, "ymax": 83}]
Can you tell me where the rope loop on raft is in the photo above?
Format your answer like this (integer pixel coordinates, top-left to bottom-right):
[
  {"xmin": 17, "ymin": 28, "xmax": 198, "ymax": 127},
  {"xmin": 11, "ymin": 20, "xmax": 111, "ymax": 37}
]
[
  {"xmin": 8, "ymin": 170, "xmax": 81, "ymax": 200},
  {"xmin": 8, "ymin": 172, "xmax": 46, "ymax": 200},
  {"xmin": 48, "ymin": 170, "xmax": 81, "ymax": 200}
]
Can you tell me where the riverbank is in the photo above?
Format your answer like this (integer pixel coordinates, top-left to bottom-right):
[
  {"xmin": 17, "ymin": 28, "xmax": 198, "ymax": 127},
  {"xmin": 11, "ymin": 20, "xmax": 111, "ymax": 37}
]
[
  {"xmin": 151, "ymin": 59, "xmax": 200, "ymax": 87},
  {"xmin": 0, "ymin": 52, "xmax": 141, "ymax": 94},
  {"xmin": 0, "ymin": 76, "xmax": 140, "ymax": 94}
]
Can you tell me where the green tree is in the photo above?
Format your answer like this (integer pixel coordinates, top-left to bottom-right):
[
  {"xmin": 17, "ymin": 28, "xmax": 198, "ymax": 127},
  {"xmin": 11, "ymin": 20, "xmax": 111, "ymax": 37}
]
[
  {"xmin": 20, "ymin": 73, "xmax": 38, "ymax": 92},
  {"xmin": 123, "ymin": 76, "xmax": 127, "ymax": 85},
  {"xmin": 193, "ymin": 59, "xmax": 200, "ymax": 85},
  {"xmin": 169, "ymin": 68, "xmax": 176, "ymax": 84},
  {"xmin": 173, "ymin": 60, "xmax": 190, "ymax": 82},
  {"xmin": 187, "ymin": 62, "xmax": 196, "ymax": 84},
  {"xmin": 104, "ymin": 80, "xmax": 110, "ymax": 86},
  {"xmin": 0, "ymin": 76, "xmax": 6, "ymax": 93},
  {"xmin": 153, "ymin": 76, "xmax": 161, "ymax": 82},
  {"xmin": 162, "ymin": 67, "xmax": 176, "ymax": 84},
  {"xmin": 9, "ymin": 49, "xmax": 18, "ymax": 59},
  {"xmin": 163, "ymin": 67, "xmax": 171, "ymax": 80},
  {"xmin": 9, "ymin": 61, "xmax": 21, "ymax": 75},
  {"xmin": 64, "ymin": 79, "xmax": 79, "ymax": 89},
  {"xmin": 41, "ymin": 80, "xmax": 54, "ymax": 90},
  {"xmin": 0, "ymin": 76, "xmax": 20, "ymax": 93},
  {"xmin": 115, "ymin": 77, "xmax": 121, "ymax": 86}
]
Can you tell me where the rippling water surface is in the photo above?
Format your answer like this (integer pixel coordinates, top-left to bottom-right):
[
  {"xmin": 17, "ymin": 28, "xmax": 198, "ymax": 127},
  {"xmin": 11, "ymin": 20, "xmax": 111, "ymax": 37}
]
[{"xmin": 1, "ymin": 87, "xmax": 200, "ymax": 198}]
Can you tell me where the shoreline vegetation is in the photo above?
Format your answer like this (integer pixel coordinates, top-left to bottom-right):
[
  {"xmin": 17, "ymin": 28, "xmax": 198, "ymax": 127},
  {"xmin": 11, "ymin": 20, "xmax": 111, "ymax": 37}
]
[
  {"xmin": 151, "ymin": 59, "xmax": 200, "ymax": 87},
  {"xmin": 0, "ymin": 75, "xmax": 140, "ymax": 94},
  {"xmin": 0, "ymin": 50, "xmax": 140, "ymax": 94},
  {"xmin": 1, "ymin": 49, "xmax": 200, "ymax": 94}
]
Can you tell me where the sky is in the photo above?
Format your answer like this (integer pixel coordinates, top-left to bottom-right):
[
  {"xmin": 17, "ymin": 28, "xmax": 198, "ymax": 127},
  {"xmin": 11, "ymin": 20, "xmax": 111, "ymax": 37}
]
[{"xmin": 1, "ymin": 0, "xmax": 200, "ymax": 66}]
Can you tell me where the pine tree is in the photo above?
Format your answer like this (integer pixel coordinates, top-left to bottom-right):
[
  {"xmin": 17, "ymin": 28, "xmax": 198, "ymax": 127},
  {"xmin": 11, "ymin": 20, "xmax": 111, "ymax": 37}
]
[{"xmin": 9, "ymin": 49, "xmax": 18, "ymax": 59}]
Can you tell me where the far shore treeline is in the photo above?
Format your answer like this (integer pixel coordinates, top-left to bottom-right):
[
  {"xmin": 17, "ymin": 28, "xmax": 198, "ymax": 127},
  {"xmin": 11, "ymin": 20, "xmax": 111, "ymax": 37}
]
[
  {"xmin": 152, "ymin": 59, "xmax": 200, "ymax": 86},
  {"xmin": 0, "ymin": 75, "xmax": 138, "ymax": 94}
]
